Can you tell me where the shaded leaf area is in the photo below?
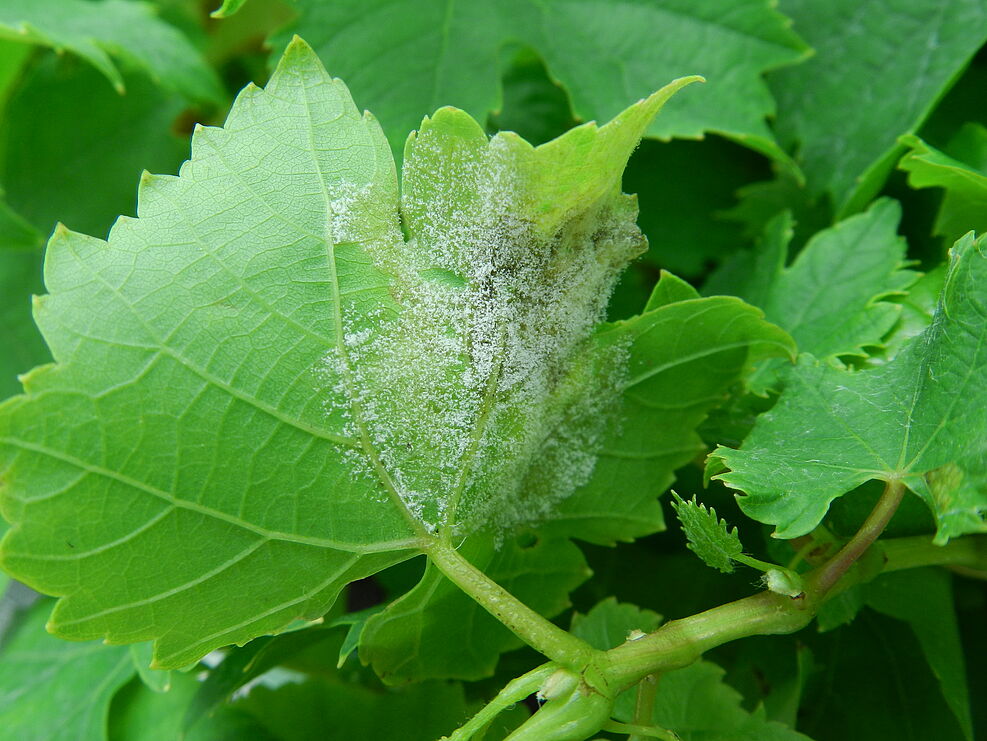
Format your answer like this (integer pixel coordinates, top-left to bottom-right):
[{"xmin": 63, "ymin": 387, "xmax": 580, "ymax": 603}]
[
  {"xmin": 800, "ymin": 609, "xmax": 968, "ymax": 741},
  {"xmin": 0, "ymin": 599, "xmax": 135, "ymax": 741},
  {"xmin": 0, "ymin": 55, "xmax": 191, "ymax": 239},
  {"xmin": 0, "ymin": 0, "xmax": 223, "ymax": 102},
  {"xmin": 623, "ymin": 136, "xmax": 772, "ymax": 282},
  {"xmin": 0, "ymin": 243, "xmax": 47, "ymax": 400},
  {"xmin": 110, "ymin": 672, "xmax": 276, "ymax": 741},
  {"xmin": 360, "ymin": 532, "xmax": 589, "ymax": 683},
  {"xmin": 274, "ymin": 0, "xmax": 808, "ymax": 162},
  {"xmin": 711, "ymin": 234, "xmax": 987, "ymax": 540},
  {"xmin": 768, "ymin": 0, "xmax": 987, "ymax": 214},
  {"xmin": 235, "ymin": 675, "xmax": 467, "ymax": 741},
  {"xmin": 571, "ymin": 599, "xmax": 810, "ymax": 740},
  {"xmin": 540, "ymin": 275, "xmax": 795, "ymax": 545},
  {"xmin": 899, "ymin": 127, "xmax": 987, "ymax": 242},
  {"xmin": 705, "ymin": 198, "xmax": 915, "ymax": 392}
]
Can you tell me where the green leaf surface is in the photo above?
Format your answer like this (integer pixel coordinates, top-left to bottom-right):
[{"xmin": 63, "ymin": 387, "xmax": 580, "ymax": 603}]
[
  {"xmin": 543, "ymin": 278, "xmax": 795, "ymax": 545},
  {"xmin": 129, "ymin": 642, "xmax": 171, "ymax": 693},
  {"xmin": 569, "ymin": 596, "xmax": 661, "ymax": 650},
  {"xmin": 0, "ymin": 39, "xmax": 704, "ymax": 667},
  {"xmin": 899, "ymin": 131, "xmax": 987, "ymax": 242},
  {"xmin": 768, "ymin": 0, "xmax": 987, "ymax": 213},
  {"xmin": 0, "ymin": 56, "xmax": 191, "ymax": 238},
  {"xmin": 864, "ymin": 569, "xmax": 971, "ymax": 739},
  {"xmin": 0, "ymin": 599, "xmax": 135, "ymax": 741},
  {"xmin": 360, "ymin": 532, "xmax": 589, "ymax": 682},
  {"xmin": 711, "ymin": 234, "xmax": 987, "ymax": 540},
  {"xmin": 670, "ymin": 491, "xmax": 743, "ymax": 574},
  {"xmin": 236, "ymin": 676, "xmax": 467, "ymax": 741},
  {"xmin": 800, "ymin": 610, "xmax": 967, "ymax": 741},
  {"xmin": 274, "ymin": 0, "xmax": 808, "ymax": 162},
  {"xmin": 0, "ymin": 0, "xmax": 223, "ymax": 102},
  {"xmin": 708, "ymin": 199, "xmax": 915, "ymax": 391}
]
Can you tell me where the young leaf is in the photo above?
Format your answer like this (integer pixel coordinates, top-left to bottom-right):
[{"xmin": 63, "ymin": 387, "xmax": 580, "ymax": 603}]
[
  {"xmin": 768, "ymin": 0, "xmax": 987, "ymax": 214},
  {"xmin": 360, "ymin": 533, "xmax": 589, "ymax": 682},
  {"xmin": 0, "ymin": 0, "xmax": 223, "ymax": 103},
  {"xmin": 0, "ymin": 39, "xmax": 704, "ymax": 667},
  {"xmin": 272, "ymin": 0, "xmax": 808, "ymax": 164},
  {"xmin": 707, "ymin": 199, "xmax": 916, "ymax": 391},
  {"xmin": 569, "ymin": 597, "xmax": 662, "ymax": 650},
  {"xmin": 710, "ymin": 233, "xmax": 987, "ymax": 541},
  {"xmin": 669, "ymin": 491, "xmax": 743, "ymax": 574},
  {"xmin": 0, "ymin": 600, "xmax": 135, "ymax": 741},
  {"xmin": 899, "ymin": 130, "xmax": 987, "ymax": 241}
]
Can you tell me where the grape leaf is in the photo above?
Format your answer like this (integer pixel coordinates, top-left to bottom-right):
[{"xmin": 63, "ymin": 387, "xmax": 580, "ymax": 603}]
[
  {"xmin": 0, "ymin": 0, "xmax": 223, "ymax": 103},
  {"xmin": 899, "ymin": 131, "xmax": 987, "ymax": 242},
  {"xmin": 537, "ymin": 275, "xmax": 796, "ymax": 545},
  {"xmin": 273, "ymin": 0, "xmax": 808, "ymax": 163},
  {"xmin": 572, "ymin": 599, "xmax": 809, "ymax": 741},
  {"xmin": 0, "ymin": 39, "xmax": 711, "ymax": 667},
  {"xmin": 864, "ymin": 569, "xmax": 972, "ymax": 740},
  {"xmin": 707, "ymin": 199, "xmax": 915, "ymax": 391},
  {"xmin": 359, "ymin": 532, "xmax": 589, "ymax": 682},
  {"xmin": 0, "ymin": 600, "xmax": 136, "ymax": 741},
  {"xmin": 800, "ymin": 610, "xmax": 968, "ymax": 741},
  {"xmin": 210, "ymin": 0, "xmax": 249, "ymax": 19},
  {"xmin": 710, "ymin": 233, "xmax": 987, "ymax": 540},
  {"xmin": 768, "ymin": 0, "xmax": 987, "ymax": 214},
  {"xmin": 670, "ymin": 491, "xmax": 744, "ymax": 574},
  {"xmin": 235, "ymin": 676, "xmax": 467, "ymax": 741},
  {"xmin": 0, "ymin": 56, "xmax": 191, "ymax": 239},
  {"xmin": 111, "ymin": 672, "xmax": 278, "ymax": 741}
]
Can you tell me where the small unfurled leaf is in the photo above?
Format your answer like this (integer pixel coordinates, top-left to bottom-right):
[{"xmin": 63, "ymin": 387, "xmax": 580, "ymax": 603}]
[
  {"xmin": 0, "ymin": 600, "xmax": 135, "ymax": 741},
  {"xmin": 0, "ymin": 0, "xmax": 223, "ymax": 102},
  {"xmin": 711, "ymin": 234, "xmax": 987, "ymax": 541},
  {"xmin": 899, "ymin": 130, "xmax": 987, "ymax": 241},
  {"xmin": 570, "ymin": 597, "xmax": 661, "ymax": 650},
  {"xmin": 670, "ymin": 491, "xmax": 743, "ymax": 574},
  {"xmin": 768, "ymin": 0, "xmax": 987, "ymax": 213},
  {"xmin": 274, "ymin": 0, "xmax": 808, "ymax": 163}
]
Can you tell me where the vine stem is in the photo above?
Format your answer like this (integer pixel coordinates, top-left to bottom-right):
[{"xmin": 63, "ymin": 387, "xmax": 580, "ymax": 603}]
[
  {"xmin": 811, "ymin": 479, "xmax": 904, "ymax": 596},
  {"xmin": 426, "ymin": 541, "xmax": 600, "ymax": 668}
]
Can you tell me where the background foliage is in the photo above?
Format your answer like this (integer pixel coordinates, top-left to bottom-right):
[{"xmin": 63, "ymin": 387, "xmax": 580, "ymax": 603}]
[{"xmin": 0, "ymin": 1, "xmax": 984, "ymax": 739}]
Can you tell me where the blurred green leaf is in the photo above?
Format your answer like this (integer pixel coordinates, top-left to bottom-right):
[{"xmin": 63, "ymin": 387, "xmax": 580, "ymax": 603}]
[
  {"xmin": 769, "ymin": 0, "xmax": 987, "ymax": 214},
  {"xmin": 274, "ymin": 0, "xmax": 808, "ymax": 163},
  {"xmin": 0, "ymin": 0, "xmax": 223, "ymax": 102},
  {"xmin": 0, "ymin": 600, "xmax": 135, "ymax": 741}
]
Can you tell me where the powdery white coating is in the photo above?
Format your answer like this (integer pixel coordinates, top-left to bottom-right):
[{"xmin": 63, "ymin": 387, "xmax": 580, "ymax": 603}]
[{"xmin": 317, "ymin": 130, "xmax": 645, "ymax": 535}]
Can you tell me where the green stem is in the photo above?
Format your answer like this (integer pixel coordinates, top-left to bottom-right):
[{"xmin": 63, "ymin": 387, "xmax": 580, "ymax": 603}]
[
  {"xmin": 443, "ymin": 663, "xmax": 556, "ymax": 741},
  {"xmin": 628, "ymin": 675, "xmax": 660, "ymax": 741},
  {"xmin": 603, "ymin": 528, "xmax": 985, "ymax": 691},
  {"xmin": 812, "ymin": 479, "xmax": 904, "ymax": 596},
  {"xmin": 603, "ymin": 720, "xmax": 679, "ymax": 740},
  {"xmin": 426, "ymin": 542, "xmax": 600, "ymax": 668}
]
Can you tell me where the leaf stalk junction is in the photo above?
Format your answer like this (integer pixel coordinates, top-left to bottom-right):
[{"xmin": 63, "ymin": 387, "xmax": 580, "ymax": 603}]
[{"xmin": 434, "ymin": 482, "xmax": 987, "ymax": 740}]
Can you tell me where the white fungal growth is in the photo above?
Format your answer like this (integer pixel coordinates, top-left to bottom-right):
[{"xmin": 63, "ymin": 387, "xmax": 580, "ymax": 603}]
[{"xmin": 316, "ymin": 127, "xmax": 644, "ymax": 534}]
